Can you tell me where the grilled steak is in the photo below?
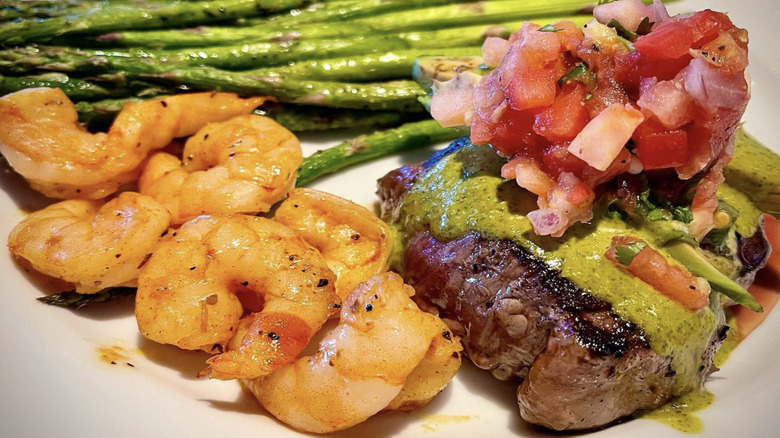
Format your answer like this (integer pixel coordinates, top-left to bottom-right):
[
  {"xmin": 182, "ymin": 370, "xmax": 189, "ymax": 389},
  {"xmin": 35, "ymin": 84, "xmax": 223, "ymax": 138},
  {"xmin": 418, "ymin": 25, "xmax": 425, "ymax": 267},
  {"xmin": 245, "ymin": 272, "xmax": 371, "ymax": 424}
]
[{"xmin": 377, "ymin": 140, "xmax": 768, "ymax": 430}]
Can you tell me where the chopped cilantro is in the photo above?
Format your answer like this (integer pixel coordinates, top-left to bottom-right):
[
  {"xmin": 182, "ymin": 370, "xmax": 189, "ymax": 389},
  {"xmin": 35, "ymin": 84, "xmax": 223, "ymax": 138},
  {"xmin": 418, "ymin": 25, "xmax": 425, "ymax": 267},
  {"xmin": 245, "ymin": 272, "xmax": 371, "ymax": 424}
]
[
  {"xmin": 635, "ymin": 188, "xmax": 658, "ymax": 217},
  {"xmin": 615, "ymin": 241, "xmax": 648, "ymax": 266},
  {"xmin": 607, "ymin": 18, "xmax": 638, "ymax": 41},
  {"xmin": 557, "ymin": 63, "xmax": 596, "ymax": 88},
  {"xmin": 646, "ymin": 208, "xmax": 666, "ymax": 221},
  {"xmin": 538, "ymin": 24, "xmax": 563, "ymax": 32},
  {"xmin": 671, "ymin": 206, "xmax": 694, "ymax": 223}
]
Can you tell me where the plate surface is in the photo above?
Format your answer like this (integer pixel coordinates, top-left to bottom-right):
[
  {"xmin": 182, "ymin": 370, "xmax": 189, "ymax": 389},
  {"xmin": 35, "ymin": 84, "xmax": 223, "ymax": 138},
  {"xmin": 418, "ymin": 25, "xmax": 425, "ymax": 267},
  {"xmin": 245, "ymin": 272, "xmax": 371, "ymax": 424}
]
[{"xmin": 0, "ymin": 1, "xmax": 778, "ymax": 437}]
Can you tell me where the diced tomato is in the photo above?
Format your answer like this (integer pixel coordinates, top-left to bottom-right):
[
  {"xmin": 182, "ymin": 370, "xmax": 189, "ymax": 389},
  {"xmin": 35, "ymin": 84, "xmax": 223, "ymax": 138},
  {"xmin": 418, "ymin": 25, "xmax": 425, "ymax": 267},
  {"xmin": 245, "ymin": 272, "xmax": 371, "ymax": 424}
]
[
  {"xmin": 605, "ymin": 235, "xmax": 710, "ymax": 311},
  {"xmin": 488, "ymin": 107, "xmax": 543, "ymax": 156},
  {"xmin": 633, "ymin": 10, "xmax": 735, "ymax": 61},
  {"xmin": 541, "ymin": 143, "xmax": 590, "ymax": 180},
  {"xmin": 533, "ymin": 83, "xmax": 590, "ymax": 142},
  {"xmin": 565, "ymin": 181, "xmax": 594, "ymax": 204},
  {"xmin": 696, "ymin": 28, "xmax": 749, "ymax": 75},
  {"xmin": 501, "ymin": 23, "xmax": 570, "ymax": 111},
  {"xmin": 507, "ymin": 67, "xmax": 559, "ymax": 110},
  {"xmin": 689, "ymin": 166, "xmax": 725, "ymax": 239},
  {"xmin": 632, "ymin": 118, "xmax": 689, "ymax": 170},
  {"xmin": 675, "ymin": 124, "xmax": 712, "ymax": 179},
  {"xmin": 584, "ymin": 78, "xmax": 630, "ymax": 118},
  {"xmin": 553, "ymin": 20, "xmax": 585, "ymax": 53}
]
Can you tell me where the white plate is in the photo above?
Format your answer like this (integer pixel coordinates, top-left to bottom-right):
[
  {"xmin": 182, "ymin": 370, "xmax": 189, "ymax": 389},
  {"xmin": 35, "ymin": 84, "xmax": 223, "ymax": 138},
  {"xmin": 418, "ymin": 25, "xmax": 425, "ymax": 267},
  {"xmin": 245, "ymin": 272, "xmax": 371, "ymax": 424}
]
[{"xmin": 0, "ymin": 1, "xmax": 778, "ymax": 436}]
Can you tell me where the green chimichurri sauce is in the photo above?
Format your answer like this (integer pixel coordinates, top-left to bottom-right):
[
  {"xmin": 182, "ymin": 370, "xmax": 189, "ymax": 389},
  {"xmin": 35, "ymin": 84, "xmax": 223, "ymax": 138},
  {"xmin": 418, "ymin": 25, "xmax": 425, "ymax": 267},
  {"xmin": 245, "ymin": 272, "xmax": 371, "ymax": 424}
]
[
  {"xmin": 723, "ymin": 129, "xmax": 780, "ymax": 209},
  {"xmin": 635, "ymin": 389, "xmax": 715, "ymax": 433},
  {"xmin": 716, "ymin": 183, "xmax": 762, "ymax": 238},
  {"xmin": 714, "ymin": 312, "xmax": 740, "ymax": 369},
  {"xmin": 398, "ymin": 143, "xmax": 732, "ymax": 395}
]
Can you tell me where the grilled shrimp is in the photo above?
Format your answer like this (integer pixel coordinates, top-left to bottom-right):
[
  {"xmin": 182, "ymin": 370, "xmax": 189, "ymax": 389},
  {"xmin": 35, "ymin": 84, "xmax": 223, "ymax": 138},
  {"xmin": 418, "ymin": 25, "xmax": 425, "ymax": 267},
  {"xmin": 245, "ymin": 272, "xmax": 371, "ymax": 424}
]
[
  {"xmin": 275, "ymin": 188, "xmax": 392, "ymax": 299},
  {"xmin": 7, "ymin": 192, "xmax": 171, "ymax": 293},
  {"xmin": 0, "ymin": 88, "xmax": 266, "ymax": 199},
  {"xmin": 244, "ymin": 272, "xmax": 460, "ymax": 433},
  {"xmin": 139, "ymin": 114, "xmax": 301, "ymax": 224},
  {"xmin": 135, "ymin": 214, "xmax": 338, "ymax": 380}
]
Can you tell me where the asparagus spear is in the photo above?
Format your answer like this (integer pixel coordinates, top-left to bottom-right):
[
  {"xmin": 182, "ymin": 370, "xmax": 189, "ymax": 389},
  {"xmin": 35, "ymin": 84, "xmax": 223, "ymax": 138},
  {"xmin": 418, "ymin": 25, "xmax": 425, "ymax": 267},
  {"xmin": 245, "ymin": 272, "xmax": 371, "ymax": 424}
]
[
  {"xmin": 8, "ymin": 46, "xmax": 430, "ymax": 111},
  {"xmin": 0, "ymin": 0, "xmax": 100, "ymax": 22},
  {"xmin": 0, "ymin": 0, "xmax": 306, "ymax": 44},
  {"xmin": 260, "ymin": 0, "xmax": 604, "ymax": 28},
  {"xmin": 150, "ymin": 69, "xmax": 428, "ymax": 111},
  {"xmin": 256, "ymin": 103, "xmax": 424, "ymax": 132},
  {"xmin": 296, "ymin": 119, "xmax": 468, "ymax": 186},
  {"xmin": 255, "ymin": 47, "xmax": 483, "ymax": 82},
  {"xmin": 95, "ymin": 0, "xmax": 593, "ymax": 48},
  {"xmin": 0, "ymin": 72, "xmax": 130, "ymax": 100},
  {"xmin": 74, "ymin": 96, "xmax": 422, "ymax": 132},
  {"xmin": 2, "ymin": 21, "xmax": 524, "ymax": 72},
  {"xmin": 37, "ymin": 287, "xmax": 136, "ymax": 309},
  {"xmin": 0, "ymin": 0, "xmax": 175, "ymax": 22},
  {"xmin": 262, "ymin": 0, "xmax": 488, "ymax": 28}
]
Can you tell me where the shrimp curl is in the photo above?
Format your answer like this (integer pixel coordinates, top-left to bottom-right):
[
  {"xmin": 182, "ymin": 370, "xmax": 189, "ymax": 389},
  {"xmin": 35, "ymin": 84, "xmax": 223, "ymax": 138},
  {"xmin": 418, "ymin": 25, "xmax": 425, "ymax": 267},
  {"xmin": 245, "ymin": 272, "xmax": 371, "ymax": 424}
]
[
  {"xmin": 0, "ymin": 88, "xmax": 265, "ymax": 199},
  {"xmin": 7, "ymin": 192, "xmax": 171, "ymax": 293},
  {"xmin": 275, "ymin": 188, "xmax": 392, "ymax": 299},
  {"xmin": 244, "ymin": 272, "xmax": 462, "ymax": 433},
  {"xmin": 140, "ymin": 114, "xmax": 302, "ymax": 224},
  {"xmin": 134, "ymin": 214, "xmax": 339, "ymax": 380}
]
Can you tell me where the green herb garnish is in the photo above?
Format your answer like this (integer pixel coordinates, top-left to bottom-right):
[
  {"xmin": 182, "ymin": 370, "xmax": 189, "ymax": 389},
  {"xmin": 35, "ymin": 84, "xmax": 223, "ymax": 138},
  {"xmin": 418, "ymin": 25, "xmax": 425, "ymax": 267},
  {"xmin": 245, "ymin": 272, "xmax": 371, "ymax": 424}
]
[
  {"xmin": 539, "ymin": 24, "xmax": 563, "ymax": 32},
  {"xmin": 615, "ymin": 241, "xmax": 648, "ymax": 265}
]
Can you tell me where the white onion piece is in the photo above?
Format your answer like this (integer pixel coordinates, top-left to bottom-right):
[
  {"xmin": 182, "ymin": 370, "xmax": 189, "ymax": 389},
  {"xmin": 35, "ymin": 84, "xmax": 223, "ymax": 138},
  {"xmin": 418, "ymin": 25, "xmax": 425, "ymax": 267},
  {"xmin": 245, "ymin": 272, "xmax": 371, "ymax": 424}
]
[
  {"xmin": 481, "ymin": 37, "xmax": 511, "ymax": 68},
  {"xmin": 567, "ymin": 103, "xmax": 644, "ymax": 171},
  {"xmin": 593, "ymin": 0, "xmax": 669, "ymax": 32},
  {"xmin": 593, "ymin": 0, "xmax": 651, "ymax": 31},
  {"xmin": 637, "ymin": 80, "xmax": 693, "ymax": 129},
  {"xmin": 501, "ymin": 157, "xmax": 554, "ymax": 197},
  {"xmin": 648, "ymin": 0, "xmax": 670, "ymax": 22},
  {"xmin": 430, "ymin": 71, "xmax": 482, "ymax": 127},
  {"xmin": 681, "ymin": 58, "xmax": 749, "ymax": 111}
]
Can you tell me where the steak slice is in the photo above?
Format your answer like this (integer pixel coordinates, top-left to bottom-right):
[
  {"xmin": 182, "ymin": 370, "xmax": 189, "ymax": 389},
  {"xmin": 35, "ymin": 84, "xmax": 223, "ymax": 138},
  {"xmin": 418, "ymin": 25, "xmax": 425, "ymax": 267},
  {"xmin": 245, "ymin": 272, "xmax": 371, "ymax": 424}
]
[
  {"xmin": 404, "ymin": 230, "xmax": 693, "ymax": 430},
  {"xmin": 376, "ymin": 146, "xmax": 765, "ymax": 430}
]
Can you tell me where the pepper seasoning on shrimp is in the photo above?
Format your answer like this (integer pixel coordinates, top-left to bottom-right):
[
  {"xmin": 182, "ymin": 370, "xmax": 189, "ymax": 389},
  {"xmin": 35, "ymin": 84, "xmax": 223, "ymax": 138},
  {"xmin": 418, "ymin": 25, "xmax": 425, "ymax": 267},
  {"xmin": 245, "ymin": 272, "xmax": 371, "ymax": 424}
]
[
  {"xmin": 244, "ymin": 272, "xmax": 462, "ymax": 434},
  {"xmin": 7, "ymin": 192, "xmax": 171, "ymax": 293},
  {"xmin": 139, "ymin": 115, "xmax": 302, "ymax": 224},
  {"xmin": 0, "ymin": 88, "xmax": 266, "ymax": 199},
  {"xmin": 275, "ymin": 188, "xmax": 392, "ymax": 299},
  {"xmin": 134, "ymin": 214, "xmax": 338, "ymax": 380}
]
